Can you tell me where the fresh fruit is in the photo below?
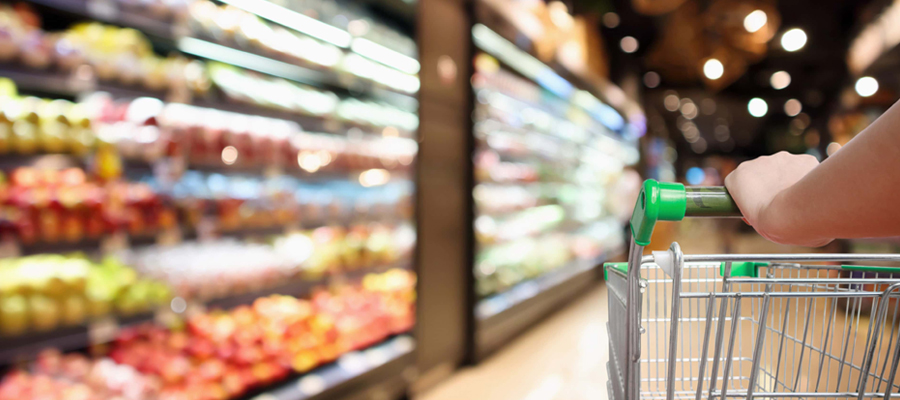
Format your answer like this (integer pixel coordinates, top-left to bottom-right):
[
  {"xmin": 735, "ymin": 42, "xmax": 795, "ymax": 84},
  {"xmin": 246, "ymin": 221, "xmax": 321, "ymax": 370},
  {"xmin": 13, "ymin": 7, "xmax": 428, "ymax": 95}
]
[{"xmin": 0, "ymin": 295, "xmax": 28, "ymax": 336}]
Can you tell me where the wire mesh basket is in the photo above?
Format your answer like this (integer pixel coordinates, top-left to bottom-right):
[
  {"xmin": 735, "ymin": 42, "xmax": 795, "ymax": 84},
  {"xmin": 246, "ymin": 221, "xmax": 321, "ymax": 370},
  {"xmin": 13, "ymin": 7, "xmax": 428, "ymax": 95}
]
[{"xmin": 606, "ymin": 180, "xmax": 900, "ymax": 400}]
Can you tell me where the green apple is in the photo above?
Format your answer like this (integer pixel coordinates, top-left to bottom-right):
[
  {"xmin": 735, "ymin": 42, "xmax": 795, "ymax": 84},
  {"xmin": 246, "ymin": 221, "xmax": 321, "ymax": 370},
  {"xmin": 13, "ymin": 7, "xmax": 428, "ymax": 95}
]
[
  {"xmin": 61, "ymin": 296, "xmax": 87, "ymax": 326},
  {"xmin": 29, "ymin": 295, "xmax": 59, "ymax": 331},
  {"xmin": 0, "ymin": 295, "xmax": 29, "ymax": 335}
]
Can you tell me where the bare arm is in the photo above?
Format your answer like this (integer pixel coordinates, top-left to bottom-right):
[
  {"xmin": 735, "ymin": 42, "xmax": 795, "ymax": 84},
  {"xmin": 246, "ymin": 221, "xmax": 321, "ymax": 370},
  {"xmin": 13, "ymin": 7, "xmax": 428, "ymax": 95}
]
[{"xmin": 724, "ymin": 100, "xmax": 900, "ymax": 246}]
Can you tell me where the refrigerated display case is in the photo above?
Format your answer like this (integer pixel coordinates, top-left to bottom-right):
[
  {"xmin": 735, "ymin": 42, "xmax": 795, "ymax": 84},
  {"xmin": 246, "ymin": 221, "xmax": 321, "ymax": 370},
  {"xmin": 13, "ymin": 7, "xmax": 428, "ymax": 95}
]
[
  {"xmin": 0, "ymin": 1, "xmax": 418, "ymax": 399},
  {"xmin": 466, "ymin": 14, "xmax": 641, "ymax": 360}
]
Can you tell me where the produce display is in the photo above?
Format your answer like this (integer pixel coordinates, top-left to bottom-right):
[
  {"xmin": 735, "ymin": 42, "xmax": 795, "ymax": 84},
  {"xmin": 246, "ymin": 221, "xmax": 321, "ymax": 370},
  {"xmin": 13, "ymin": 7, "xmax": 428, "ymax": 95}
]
[
  {"xmin": 0, "ymin": 1, "xmax": 418, "ymax": 398},
  {"xmin": 0, "ymin": 87, "xmax": 98, "ymax": 156},
  {"xmin": 0, "ymin": 81, "xmax": 417, "ymax": 173},
  {"xmin": 0, "ymin": 5, "xmax": 209, "ymax": 94},
  {"xmin": 474, "ymin": 219, "xmax": 623, "ymax": 297},
  {"xmin": 0, "ymin": 269, "xmax": 415, "ymax": 400},
  {"xmin": 89, "ymin": 95, "xmax": 418, "ymax": 171},
  {"xmin": 120, "ymin": 223, "xmax": 416, "ymax": 300},
  {"xmin": 0, "ymin": 352, "xmax": 162, "ymax": 400},
  {"xmin": 0, "ymin": 160, "xmax": 413, "ymax": 246},
  {"xmin": 0, "ymin": 254, "xmax": 171, "ymax": 336},
  {"xmin": 472, "ymin": 52, "xmax": 635, "ymax": 298},
  {"xmin": 0, "ymin": 167, "xmax": 176, "ymax": 243},
  {"xmin": 0, "ymin": 5, "xmax": 418, "ymax": 139}
]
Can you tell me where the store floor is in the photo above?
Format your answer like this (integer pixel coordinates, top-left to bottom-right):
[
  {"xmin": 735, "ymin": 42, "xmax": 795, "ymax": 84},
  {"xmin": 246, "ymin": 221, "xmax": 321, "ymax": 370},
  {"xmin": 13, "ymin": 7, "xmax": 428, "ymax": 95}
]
[{"xmin": 418, "ymin": 284, "xmax": 611, "ymax": 400}]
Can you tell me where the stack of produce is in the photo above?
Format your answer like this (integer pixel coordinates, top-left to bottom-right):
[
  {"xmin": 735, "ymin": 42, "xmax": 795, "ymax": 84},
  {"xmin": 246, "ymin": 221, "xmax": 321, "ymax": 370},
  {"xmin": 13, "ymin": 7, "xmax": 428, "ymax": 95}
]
[
  {"xmin": 107, "ymin": 269, "xmax": 415, "ymax": 399},
  {"xmin": 0, "ymin": 269, "xmax": 414, "ymax": 400},
  {"xmin": 0, "ymin": 5, "xmax": 209, "ymax": 94},
  {"xmin": 119, "ymin": 223, "xmax": 416, "ymax": 300},
  {"xmin": 0, "ymin": 350, "xmax": 162, "ymax": 400},
  {"xmin": 0, "ymin": 255, "xmax": 171, "ymax": 336},
  {"xmin": 0, "ymin": 167, "xmax": 176, "ymax": 244}
]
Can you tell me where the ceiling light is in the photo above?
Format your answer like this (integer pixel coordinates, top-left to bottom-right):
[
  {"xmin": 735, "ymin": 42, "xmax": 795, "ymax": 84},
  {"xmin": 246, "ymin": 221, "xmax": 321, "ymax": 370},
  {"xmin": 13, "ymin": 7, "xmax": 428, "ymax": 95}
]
[
  {"xmin": 681, "ymin": 102, "xmax": 698, "ymax": 119},
  {"xmin": 691, "ymin": 137, "xmax": 708, "ymax": 153},
  {"xmin": 643, "ymin": 71, "xmax": 660, "ymax": 88},
  {"xmin": 700, "ymin": 98, "xmax": 716, "ymax": 115},
  {"xmin": 855, "ymin": 76, "xmax": 879, "ymax": 97},
  {"xmin": 784, "ymin": 99, "xmax": 802, "ymax": 116},
  {"xmin": 714, "ymin": 125, "xmax": 729, "ymax": 142},
  {"xmin": 770, "ymin": 71, "xmax": 791, "ymax": 90},
  {"xmin": 826, "ymin": 142, "xmax": 841, "ymax": 156},
  {"xmin": 743, "ymin": 10, "xmax": 767, "ymax": 33},
  {"xmin": 603, "ymin": 13, "xmax": 620, "ymax": 28},
  {"xmin": 664, "ymin": 94, "xmax": 680, "ymax": 111},
  {"xmin": 781, "ymin": 28, "xmax": 807, "ymax": 52},
  {"xmin": 792, "ymin": 113, "xmax": 810, "ymax": 130},
  {"xmin": 748, "ymin": 98, "xmax": 768, "ymax": 117},
  {"xmin": 703, "ymin": 58, "xmax": 724, "ymax": 80},
  {"xmin": 620, "ymin": 36, "xmax": 639, "ymax": 53}
]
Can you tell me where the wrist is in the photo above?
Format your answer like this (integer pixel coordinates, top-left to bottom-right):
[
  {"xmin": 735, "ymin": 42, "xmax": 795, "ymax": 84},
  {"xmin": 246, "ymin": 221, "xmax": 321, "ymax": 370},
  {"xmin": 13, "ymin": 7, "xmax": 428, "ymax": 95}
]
[
  {"xmin": 759, "ymin": 190, "xmax": 830, "ymax": 246},
  {"xmin": 759, "ymin": 191, "xmax": 800, "ymax": 244}
]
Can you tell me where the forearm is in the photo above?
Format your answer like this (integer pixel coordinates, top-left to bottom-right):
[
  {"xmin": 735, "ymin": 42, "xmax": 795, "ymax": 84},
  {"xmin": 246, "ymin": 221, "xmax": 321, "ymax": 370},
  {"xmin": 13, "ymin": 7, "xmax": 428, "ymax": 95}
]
[{"xmin": 763, "ymin": 101, "xmax": 900, "ymax": 243}]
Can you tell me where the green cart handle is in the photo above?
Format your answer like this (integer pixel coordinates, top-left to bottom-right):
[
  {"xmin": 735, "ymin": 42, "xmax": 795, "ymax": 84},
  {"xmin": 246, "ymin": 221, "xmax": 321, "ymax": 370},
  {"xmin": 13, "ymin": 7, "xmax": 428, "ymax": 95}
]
[{"xmin": 630, "ymin": 179, "xmax": 741, "ymax": 246}]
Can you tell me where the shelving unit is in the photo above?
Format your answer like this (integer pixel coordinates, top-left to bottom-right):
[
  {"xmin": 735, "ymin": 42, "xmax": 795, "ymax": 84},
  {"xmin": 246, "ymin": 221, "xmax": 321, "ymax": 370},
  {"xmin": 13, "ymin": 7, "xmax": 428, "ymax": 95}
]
[
  {"xmin": 245, "ymin": 335, "xmax": 415, "ymax": 400},
  {"xmin": 0, "ymin": 0, "xmax": 419, "ymax": 399},
  {"xmin": 464, "ymin": 3, "xmax": 640, "ymax": 362}
]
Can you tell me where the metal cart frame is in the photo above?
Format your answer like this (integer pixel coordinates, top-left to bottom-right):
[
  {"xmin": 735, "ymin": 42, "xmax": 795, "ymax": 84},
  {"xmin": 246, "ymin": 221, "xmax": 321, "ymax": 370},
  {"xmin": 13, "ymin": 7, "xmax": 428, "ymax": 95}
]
[{"xmin": 606, "ymin": 180, "xmax": 900, "ymax": 400}]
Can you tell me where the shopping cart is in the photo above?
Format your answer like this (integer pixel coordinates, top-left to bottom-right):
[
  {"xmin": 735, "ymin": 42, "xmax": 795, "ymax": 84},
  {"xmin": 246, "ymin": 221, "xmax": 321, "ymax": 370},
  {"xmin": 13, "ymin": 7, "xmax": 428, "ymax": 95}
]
[{"xmin": 605, "ymin": 180, "xmax": 900, "ymax": 400}]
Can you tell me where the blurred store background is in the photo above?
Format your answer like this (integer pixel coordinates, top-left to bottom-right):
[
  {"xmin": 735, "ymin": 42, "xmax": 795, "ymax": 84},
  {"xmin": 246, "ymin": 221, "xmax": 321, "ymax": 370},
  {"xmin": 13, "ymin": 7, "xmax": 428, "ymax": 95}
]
[{"xmin": 0, "ymin": 0, "xmax": 893, "ymax": 399}]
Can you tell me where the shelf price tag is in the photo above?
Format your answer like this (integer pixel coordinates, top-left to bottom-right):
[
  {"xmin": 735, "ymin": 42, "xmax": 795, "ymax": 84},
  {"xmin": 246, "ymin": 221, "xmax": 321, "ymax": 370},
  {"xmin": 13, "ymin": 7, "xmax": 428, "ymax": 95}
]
[
  {"xmin": 87, "ymin": 0, "xmax": 119, "ymax": 20},
  {"xmin": 297, "ymin": 374, "xmax": 326, "ymax": 397},
  {"xmin": 156, "ymin": 227, "xmax": 182, "ymax": 247},
  {"xmin": 0, "ymin": 238, "xmax": 21, "ymax": 259},
  {"xmin": 101, "ymin": 232, "xmax": 129, "ymax": 255},
  {"xmin": 196, "ymin": 217, "xmax": 218, "ymax": 242},
  {"xmin": 88, "ymin": 317, "xmax": 120, "ymax": 345}
]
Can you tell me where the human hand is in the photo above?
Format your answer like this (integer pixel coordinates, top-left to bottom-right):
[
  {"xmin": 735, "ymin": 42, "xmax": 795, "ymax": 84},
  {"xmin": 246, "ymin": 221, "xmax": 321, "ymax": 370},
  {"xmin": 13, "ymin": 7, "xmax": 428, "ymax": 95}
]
[{"xmin": 724, "ymin": 151, "xmax": 832, "ymax": 247}]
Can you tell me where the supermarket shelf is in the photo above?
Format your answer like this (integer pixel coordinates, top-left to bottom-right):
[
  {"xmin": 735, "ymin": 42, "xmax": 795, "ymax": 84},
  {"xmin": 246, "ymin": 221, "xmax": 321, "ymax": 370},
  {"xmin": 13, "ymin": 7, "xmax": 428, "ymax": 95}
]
[
  {"xmin": 23, "ymin": 0, "xmax": 418, "ymax": 107},
  {"xmin": 0, "ymin": 261, "xmax": 411, "ymax": 367},
  {"xmin": 27, "ymin": 0, "xmax": 177, "ymax": 40},
  {"xmin": 0, "ymin": 63, "xmax": 411, "ymax": 137},
  {"xmin": 19, "ymin": 234, "xmax": 158, "ymax": 257},
  {"xmin": 8, "ymin": 215, "xmax": 411, "ymax": 258},
  {"xmin": 0, "ymin": 312, "xmax": 152, "ymax": 367},
  {"xmin": 206, "ymin": 260, "xmax": 413, "ymax": 310},
  {"xmin": 470, "ymin": 254, "xmax": 606, "ymax": 362},
  {"xmin": 244, "ymin": 335, "xmax": 415, "ymax": 400}
]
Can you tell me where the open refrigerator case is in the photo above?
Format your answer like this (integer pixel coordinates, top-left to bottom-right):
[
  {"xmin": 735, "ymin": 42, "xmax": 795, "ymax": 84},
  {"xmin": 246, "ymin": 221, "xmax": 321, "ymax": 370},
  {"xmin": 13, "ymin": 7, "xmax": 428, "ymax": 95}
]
[
  {"xmin": 0, "ymin": 1, "xmax": 419, "ymax": 399},
  {"xmin": 466, "ymin": 2, "xmax": 643, "ymax": 361}
]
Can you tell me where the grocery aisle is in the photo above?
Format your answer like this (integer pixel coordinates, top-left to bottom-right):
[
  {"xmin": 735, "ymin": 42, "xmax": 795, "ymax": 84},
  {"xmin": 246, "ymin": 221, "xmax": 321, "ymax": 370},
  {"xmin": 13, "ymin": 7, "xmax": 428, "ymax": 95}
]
[{"xmin": 419, "ymin": 285, "xmax": 610, "ymax": 400}]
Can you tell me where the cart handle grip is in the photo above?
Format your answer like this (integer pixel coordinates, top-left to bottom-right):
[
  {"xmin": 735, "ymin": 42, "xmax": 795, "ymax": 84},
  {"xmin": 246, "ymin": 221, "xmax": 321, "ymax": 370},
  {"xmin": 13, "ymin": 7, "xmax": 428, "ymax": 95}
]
[{"xmin": 630, "ymin": 179, "xmax": 741, "ymax": 246}]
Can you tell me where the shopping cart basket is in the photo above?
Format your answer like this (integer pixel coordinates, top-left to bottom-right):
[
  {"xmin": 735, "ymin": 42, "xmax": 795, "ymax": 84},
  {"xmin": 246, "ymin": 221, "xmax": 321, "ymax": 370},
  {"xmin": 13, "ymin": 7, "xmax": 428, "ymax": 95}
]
[{"xmin": 606, "ymin": 180, "xmax": 900, "ymax": 400}]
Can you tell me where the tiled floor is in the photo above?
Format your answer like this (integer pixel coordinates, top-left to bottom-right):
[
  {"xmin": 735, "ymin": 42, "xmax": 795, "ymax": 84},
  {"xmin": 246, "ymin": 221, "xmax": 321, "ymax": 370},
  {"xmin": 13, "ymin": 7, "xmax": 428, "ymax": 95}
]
[{"xmin": 418, "ymin": 284, "xmax": 611, "ymax": 400}]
